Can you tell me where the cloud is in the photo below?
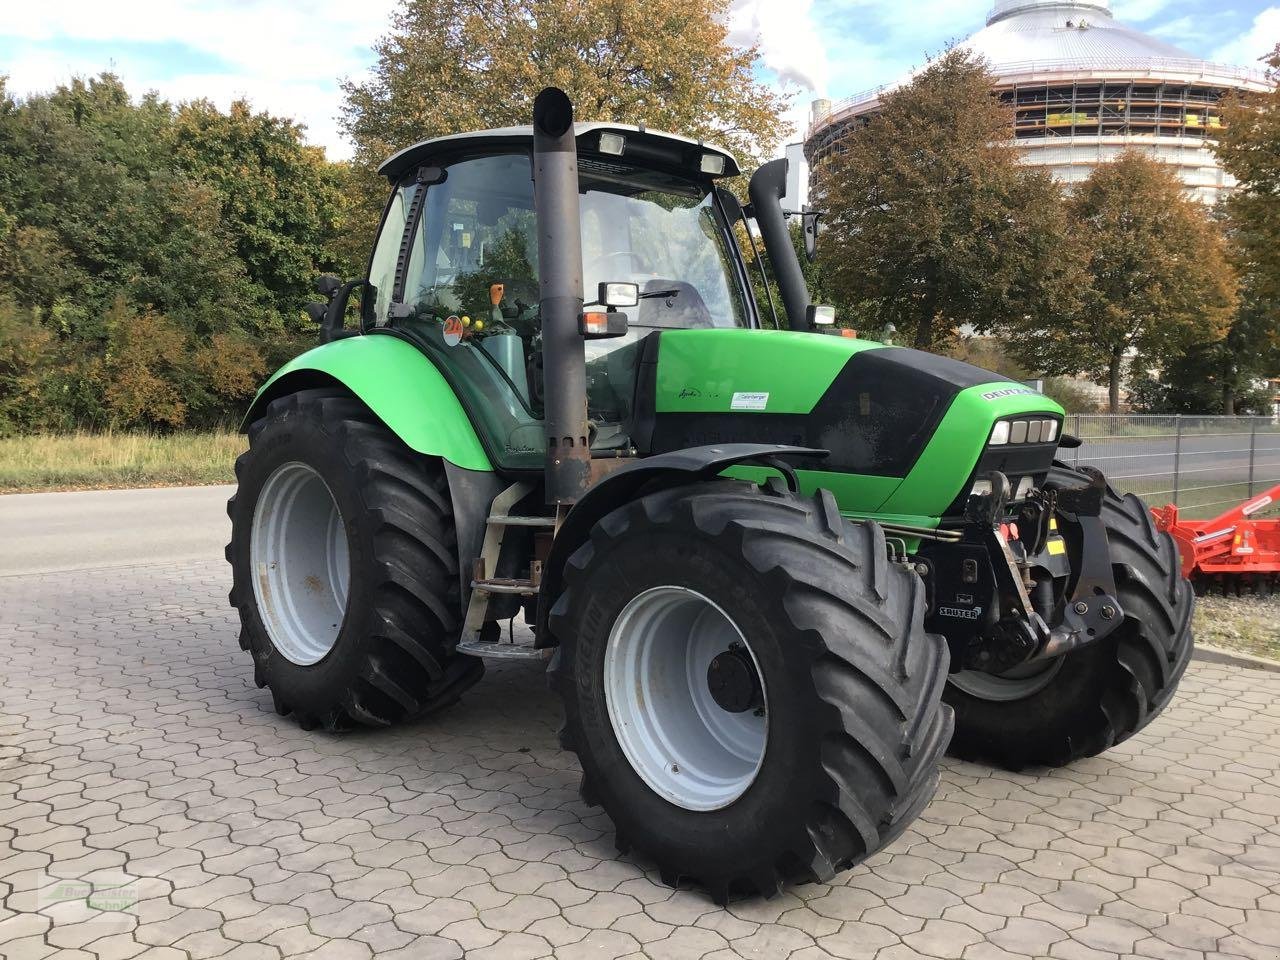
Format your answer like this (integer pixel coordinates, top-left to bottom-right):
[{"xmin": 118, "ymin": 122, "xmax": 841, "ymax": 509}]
[
  {"xmin": 1, "ymin": 1, "xmax": 399, "ymax": 159},
  {"xmin": 729, "ymin": 0, "xmax": 830, "ymax": 93},
  {"xmin": 8, "ymin": 0, "xmax": 1270, "ymax": 161},
  {"xmin": 1112, "ymin": 0, "xmax": 1175, "ymax": 23},
  {"xmin": 1211, "ymin": 6, "xmax": 1280, "ymax": 67}
]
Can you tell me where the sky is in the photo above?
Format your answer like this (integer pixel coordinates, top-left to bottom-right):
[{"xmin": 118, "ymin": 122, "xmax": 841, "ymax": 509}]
[{"xmin": 1, "ymin": 0, "xmax": 1276, "ymax": 160}]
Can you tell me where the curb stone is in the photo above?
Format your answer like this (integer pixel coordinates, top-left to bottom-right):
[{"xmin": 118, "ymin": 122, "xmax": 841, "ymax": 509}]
[{"xmin": 1193, "ymin": 643, "xmax": 1280, "ymax": 674}]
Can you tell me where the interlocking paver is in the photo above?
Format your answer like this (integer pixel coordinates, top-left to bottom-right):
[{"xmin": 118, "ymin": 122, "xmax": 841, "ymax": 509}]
[{"xmin": 2, "ymin": 558, "xmax": 1279, "ymax": 959}]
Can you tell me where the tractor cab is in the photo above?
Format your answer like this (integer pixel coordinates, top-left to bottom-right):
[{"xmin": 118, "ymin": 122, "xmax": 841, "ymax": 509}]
[{"xmin": 366, "ymin": 124, "xmax": 758, "ymax": 470}]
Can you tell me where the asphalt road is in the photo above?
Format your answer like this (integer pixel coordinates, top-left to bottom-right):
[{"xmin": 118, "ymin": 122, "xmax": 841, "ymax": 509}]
[
  {"xmin": 0, "ymin": 485, "xmax": 234, "ymax": 577},
  {"xmin": 1072, "ymin": 432, "xmax": 1280, "ymax": 499}
]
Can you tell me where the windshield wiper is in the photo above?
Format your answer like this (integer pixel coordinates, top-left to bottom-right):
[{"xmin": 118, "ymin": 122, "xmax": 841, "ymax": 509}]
[{"xmin": 638, "ymin": 288, "xmax": 681, "ymax": 300}]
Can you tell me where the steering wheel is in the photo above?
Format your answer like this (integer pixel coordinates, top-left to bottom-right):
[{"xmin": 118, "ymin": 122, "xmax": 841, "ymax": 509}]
[{"xmin": 587, "ymin": 250, "xmax": 648, "ymax": 277}]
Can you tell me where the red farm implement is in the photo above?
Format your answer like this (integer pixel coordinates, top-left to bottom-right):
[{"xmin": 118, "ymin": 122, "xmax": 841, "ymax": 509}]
[{"xmin": 1152, "ymin": 483, "xmax": 1280, "ymax": 595}]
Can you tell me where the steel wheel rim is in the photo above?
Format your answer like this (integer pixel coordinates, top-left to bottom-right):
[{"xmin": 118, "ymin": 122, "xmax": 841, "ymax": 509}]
[
  {"xmin": 604, "ymin": 586, "xmax": 767, "ymax": 812},
  {"xmin": 948, "ymin": 656, "xmax": 1063, "ymax": 702},
  {"xmin": 250, "ymin": 461, "xmax": 351, "ymax": 666}
]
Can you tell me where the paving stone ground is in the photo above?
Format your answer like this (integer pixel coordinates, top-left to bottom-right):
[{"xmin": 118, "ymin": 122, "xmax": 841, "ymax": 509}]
[{"xmin": 2, "ymin": 558, "xmax": 1279, "ymax": 960}]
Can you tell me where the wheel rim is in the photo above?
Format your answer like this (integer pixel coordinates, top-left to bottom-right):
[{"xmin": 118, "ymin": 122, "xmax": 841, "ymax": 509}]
[
  {"xmin": 250, "ymin": 462, "xmax": 351, "ymax": 666},
  {"xmin": 948, "ymin": 657, "xmax": 1063, "ymax": 702},
  {"xmin": 604, "ymin": 586, "xmax": 767, "ymax": 812}
]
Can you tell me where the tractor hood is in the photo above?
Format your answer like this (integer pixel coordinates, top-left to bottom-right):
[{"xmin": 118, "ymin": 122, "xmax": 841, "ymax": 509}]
[{"xmin": 639, "ymin": 329, "xmax": 1065, "ymax": 519}]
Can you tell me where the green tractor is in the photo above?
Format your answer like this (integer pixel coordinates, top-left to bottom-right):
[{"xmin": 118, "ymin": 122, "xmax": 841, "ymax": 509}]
[{"xmin": 227, "ymin": 88, "xmax": 1193, "ymax": 900}]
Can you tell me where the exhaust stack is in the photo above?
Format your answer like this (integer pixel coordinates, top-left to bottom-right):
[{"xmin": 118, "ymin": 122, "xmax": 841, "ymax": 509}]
[
  {"xmin": 532, "ymin": 87, "xmax": 591, "ymax": 506},
  {"xmin": 748, "ymin": 158, "xmax": 812, "ymax": 331}
]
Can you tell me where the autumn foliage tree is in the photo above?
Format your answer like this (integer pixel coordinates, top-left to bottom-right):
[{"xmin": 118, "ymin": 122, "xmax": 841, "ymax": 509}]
[
  {"xmin": 339, "ymin": 0, "xmax": 790, "ymax": 259},
  {"xmin": 1214, "ymin": 44, "xmax": 1280, "ymax": 413},
  {"xmin": 811, "ymin": 49, "xmax": 1077, "ymax": 350},
  {"xmin": 1002, "ymin": 151, "xmax": 1236, "ymax": 414},
  {"xmin": 0, "ymin": 74, "xmax": 346, "ymax": 432}
]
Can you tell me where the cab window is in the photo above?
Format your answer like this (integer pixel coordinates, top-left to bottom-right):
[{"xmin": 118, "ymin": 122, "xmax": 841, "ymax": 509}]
[{"xmin": 366, "ymin": 184, "xmax": 413, "ymax": 328}]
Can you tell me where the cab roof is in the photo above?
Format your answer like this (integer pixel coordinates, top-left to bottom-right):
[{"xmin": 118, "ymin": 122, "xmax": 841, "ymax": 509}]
[{"xmin": 378, "ymin": 122, "xmax": 741, "ymax": 182}]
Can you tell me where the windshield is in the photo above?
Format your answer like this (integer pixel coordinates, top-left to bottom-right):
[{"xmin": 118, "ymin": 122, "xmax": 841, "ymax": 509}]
[
  {"xmin": 579, "ymin": 161, "xmax": 749, "ymax": 329},
  {"xmin": 394, "ymin": 156, "xmax": 748, "ymax": 331}
]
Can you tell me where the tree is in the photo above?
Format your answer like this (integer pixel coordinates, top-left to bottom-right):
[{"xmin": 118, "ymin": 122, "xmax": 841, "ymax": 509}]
[
  {"xmin": 810, "ymin": 49, "xmax": 1078, "ymax": 350},
  {"xmin": 1004, "ymin": 151, "xmax": 1236, "ymax": 414},
  {"xmin": 1128, "ymin": 339, "xmax": 1274, "ymax": 415},
  {"xmin": 0, "ymin": 73, "xmax": 343, "ymax": 430},
  {"xmin": 339, "ymin": 0, "xmax": 789, "ymax": 259},
  {"xmin": 171, "ymin": 100, "xmax": 351, "ymax": 322},
  {"xmin": 1215, "ymin": 45, "xmax": 1280, "ymax": 413}
]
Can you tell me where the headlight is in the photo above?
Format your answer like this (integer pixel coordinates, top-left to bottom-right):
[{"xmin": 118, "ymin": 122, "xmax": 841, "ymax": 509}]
[{"xmin": 991, "ymin": 417, "xmax": 1061, "ymax": 446}]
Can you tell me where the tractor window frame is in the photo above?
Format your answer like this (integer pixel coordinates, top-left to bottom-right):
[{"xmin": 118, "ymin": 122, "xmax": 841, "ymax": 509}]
[
  {"xmin": 708, "ymin": 188, "xmax": 763, "ymax": 331},
  {"xmin": 362, "ymin": 180, "xmax": 417, "ymax": 331}
]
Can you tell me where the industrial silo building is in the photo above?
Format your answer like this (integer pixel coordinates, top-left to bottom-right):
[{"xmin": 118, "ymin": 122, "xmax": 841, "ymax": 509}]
[{"xmin": 804, "ymin": 0, "xmax": 1271, "ymax": 204}]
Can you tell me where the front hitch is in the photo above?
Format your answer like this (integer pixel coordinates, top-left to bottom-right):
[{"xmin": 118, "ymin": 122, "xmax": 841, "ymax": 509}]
[
  {"xmin": 964, "ymin": 468, "xmax": 1124, "ymax": 671},
  {"xmin": 1039, "ymin": 466, "xmax": 1125, "ymax": 659}
]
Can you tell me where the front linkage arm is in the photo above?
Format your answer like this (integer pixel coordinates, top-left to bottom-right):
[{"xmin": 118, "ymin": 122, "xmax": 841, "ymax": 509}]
[{"xmin": 965, "ymin": 467, "xmax": 1124, "ymax": 672}]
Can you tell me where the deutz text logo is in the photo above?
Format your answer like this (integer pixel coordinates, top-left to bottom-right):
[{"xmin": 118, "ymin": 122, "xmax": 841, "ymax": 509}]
[{"xmin": 981, "ymin": 387, "xmax": 1037, "ymax": 401}]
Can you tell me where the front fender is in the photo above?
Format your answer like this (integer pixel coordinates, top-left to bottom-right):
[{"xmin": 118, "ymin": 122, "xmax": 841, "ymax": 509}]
[
  {"xmin": 242, "ymin": 334, "xmax": 491, "ymax": 472},
  {"xmin": 536, "ymin": 443, "xmax": 826, "ymax": 646}
]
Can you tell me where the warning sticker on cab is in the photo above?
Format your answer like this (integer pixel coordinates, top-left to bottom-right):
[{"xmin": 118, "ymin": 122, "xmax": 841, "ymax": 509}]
[
  {"xmin": 442, "ymin": 315, "xmax": 465, "ymax": 346},
  {"xmin": 730, "ymin": 391, "xmax": 769, "ymax": 411}
]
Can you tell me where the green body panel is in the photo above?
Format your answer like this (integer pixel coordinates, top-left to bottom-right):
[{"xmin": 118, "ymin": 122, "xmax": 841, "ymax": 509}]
[
  {"xmin": 723, "ymin": 466, "xmax": 904, "ymax": 515},
  {"xmin": 655, "ymin": 329, "xmax": 884, "ymax": 414},
  {"xmin": 880, "ymin": 384, "xmax": 1065, "ymax": 518},
  {"xmin": 659, "ymin": 332, "xmax": 1064, "ymax": 522},
  {"xmin": 245, "ymin": 335, "xmax": 492, "ymax": 472}
]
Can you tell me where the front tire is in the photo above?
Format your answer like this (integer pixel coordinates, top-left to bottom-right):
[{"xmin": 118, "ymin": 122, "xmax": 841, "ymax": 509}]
[
  {"xmin": 549, "ymin": 481, "xmax": 952, "ymax": 902},
  {"xmin": 227, "ymin": 388, "xmax": 482, "ymax": 730},
  {"xmin": 945, "ymin": 463, "xmax": 1194, "ymax": 769}
]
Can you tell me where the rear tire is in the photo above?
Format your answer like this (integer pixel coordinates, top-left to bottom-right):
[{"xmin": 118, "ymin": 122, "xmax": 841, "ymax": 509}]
[
  {"xmin": 227, "ymin": 388, "xmax": 482, "ymax": 730},
  {"xmin": 945, "ymin": 463, "xmax": 1194, "ymax": 770},
  {"xmin": 549, "ymin": 481, "xmax": 952, "ymax": 902}
]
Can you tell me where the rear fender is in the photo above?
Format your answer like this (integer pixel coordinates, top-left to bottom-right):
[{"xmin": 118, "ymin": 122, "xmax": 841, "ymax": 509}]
[
  {"xmin": 242, "ymin": 335, "xmax": 497, "ymax": 602},
  {"xmin": 241, "ymin": 334, "xmax": 491, "ymax": 472}
]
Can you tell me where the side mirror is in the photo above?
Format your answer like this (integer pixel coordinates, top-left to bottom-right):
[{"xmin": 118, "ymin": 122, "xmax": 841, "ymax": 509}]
[
  {"xmin": 314, "ymin": 274, "xmax": 342, "ymax": 298},
  {"xmin": 801, "ymin": 208, "xmax": 822, "ymax": 263},
  {"xmin": 598, "ymin": 281, "xmax": 639, "ymax": 308},
  {"xmin": 305, "ymin": 279, "xmax": 366, "ymax": 343},
  {"xmin": 580, "ymin": 309, "xmax": 629, "ymax": 339},
  {"xmin": 806, "ymin": 304, "xmax": 836, "ymax": 327}
]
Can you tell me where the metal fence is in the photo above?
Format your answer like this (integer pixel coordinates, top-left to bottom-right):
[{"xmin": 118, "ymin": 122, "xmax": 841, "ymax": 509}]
[{"xmin": 1064, "ymin": 415, "xmax": 1280, "ymax": 519}]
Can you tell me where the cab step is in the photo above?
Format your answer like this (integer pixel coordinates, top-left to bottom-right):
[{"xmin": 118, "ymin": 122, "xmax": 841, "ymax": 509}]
[
  {"xmin": 456, "ymin": 638, "xmax": 552, "ymax": 660},
  {"xmin": 487, "ymin": 514, "xmax": 556, "ymax": 527},
  {"xmin": 471, "ymin": 577, "xmax": 539, "ymax": 596}
]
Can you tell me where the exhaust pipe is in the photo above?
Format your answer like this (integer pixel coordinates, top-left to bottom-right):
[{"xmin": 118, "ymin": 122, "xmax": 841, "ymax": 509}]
[
  {"xmin": 748, "ymin": 158, "xmax": 811, "ymax": 331},
  {"xmin": 532, "ymin": 87, "xmax": 591, "ymax": 506}
]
